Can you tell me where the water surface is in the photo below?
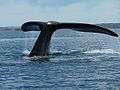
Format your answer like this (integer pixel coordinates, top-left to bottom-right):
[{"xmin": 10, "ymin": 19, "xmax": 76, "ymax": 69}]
[{"xmin": 0, "ymin": 29, "xmax": 120, "ymax": 90}]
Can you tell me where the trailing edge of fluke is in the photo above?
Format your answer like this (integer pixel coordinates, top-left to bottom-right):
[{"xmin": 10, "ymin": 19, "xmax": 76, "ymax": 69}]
[{"xmin": 21, "ymin": 21, "xmax": 119, "ymax": 57}]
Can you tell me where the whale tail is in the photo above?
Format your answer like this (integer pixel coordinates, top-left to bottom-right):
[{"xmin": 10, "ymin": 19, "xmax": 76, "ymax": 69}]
[
  {"xmin": 21, "ymin": 21, "xmax": 119, "ymax": 57},
  {"xmin": 55, "ymin": 23, "xmax": 118, "ymax": 37}
]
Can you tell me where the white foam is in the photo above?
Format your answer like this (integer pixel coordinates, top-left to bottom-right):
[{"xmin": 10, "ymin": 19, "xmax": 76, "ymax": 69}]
[
  {"xmin": 84, "ymin": 49, "xmax": 120, "ymax": 54},
  {"xmin": 22, "ymin": 49, "xmax": 50, "ymax": 60},
  {"xmin": 22, "ymin": 49, "xmax": 30, "ymax": 56},
  {"xmin": 50, "ymin": 50, "xmax": 62, "ymax": 54}
]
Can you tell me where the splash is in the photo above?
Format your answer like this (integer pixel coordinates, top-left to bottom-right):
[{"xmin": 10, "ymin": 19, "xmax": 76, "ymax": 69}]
[
  {"xmin": 23, "ymin": 49, "xmax": 49, "ymax": 61},
  {"xmin": 84, "ymin": 49, "xmax": 120, "ymax": 54},
  {"xmin": 50, "ymin": 48, "xmax": 78, "ymax": 54},
  {"xmin": 23, "ymin": 49, "xmax": 30, "ymax": 56}
]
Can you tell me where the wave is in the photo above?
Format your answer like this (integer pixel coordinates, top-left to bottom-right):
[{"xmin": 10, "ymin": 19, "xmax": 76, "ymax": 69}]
[
  {"xmin": 0, "ymin": 38, "xmax": 36, "ymax": 42},
  {"xmin": 0, "ymin": 36, "xmax": 83, "ymax": 42}
]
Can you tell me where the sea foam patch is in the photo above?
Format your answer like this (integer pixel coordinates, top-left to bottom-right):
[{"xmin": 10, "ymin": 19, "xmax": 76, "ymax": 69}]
[{"xmin": 84, "ymin": 49, "xmax": 120, "ymax": 54}]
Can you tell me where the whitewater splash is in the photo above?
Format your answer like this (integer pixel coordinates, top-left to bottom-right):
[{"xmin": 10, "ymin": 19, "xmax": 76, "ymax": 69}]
[
  {"xmin": 23, "ymin": 48, "xmax": 120, "ymax": 58},
  {"xmin": 22, "ymin": 49, "xmax": 49, "ymax": 60},
  {"xmin": 23, "ymin": 49, "xmax": 30, "ymax": 56},
  {"xmin": 84, "ymin": 49, "xmax": 120, "ymax": 54}
]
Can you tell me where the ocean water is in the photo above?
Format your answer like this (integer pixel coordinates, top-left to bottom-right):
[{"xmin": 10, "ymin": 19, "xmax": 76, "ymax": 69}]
[{"xmin": 0, "ymin": 29, "xmax": 120, "ymax": 90}]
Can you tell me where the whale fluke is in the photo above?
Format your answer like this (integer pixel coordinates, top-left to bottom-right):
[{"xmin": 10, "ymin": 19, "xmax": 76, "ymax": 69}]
[
  {"xmin": 21, "ymin": 21, "xmax": 46, "ymax": 31},
  {"xmin": 21, "ymin": 21, "xmax": 119, "ymax": 57},
  {"xmin": 55, "ymin": 23, "xmax": 118, "ymax": 37}
]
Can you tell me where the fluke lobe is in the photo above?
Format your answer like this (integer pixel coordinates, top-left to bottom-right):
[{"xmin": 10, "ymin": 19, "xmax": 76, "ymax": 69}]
[{"xmin": 21, "ymin": 21, "xmax": 119, "ymax": 57}]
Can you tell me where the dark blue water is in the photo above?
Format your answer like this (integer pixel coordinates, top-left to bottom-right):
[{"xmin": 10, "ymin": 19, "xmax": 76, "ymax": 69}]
[{"xmin": 0, "ymin": 29, "xmax": 120, "ymax": 90}]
